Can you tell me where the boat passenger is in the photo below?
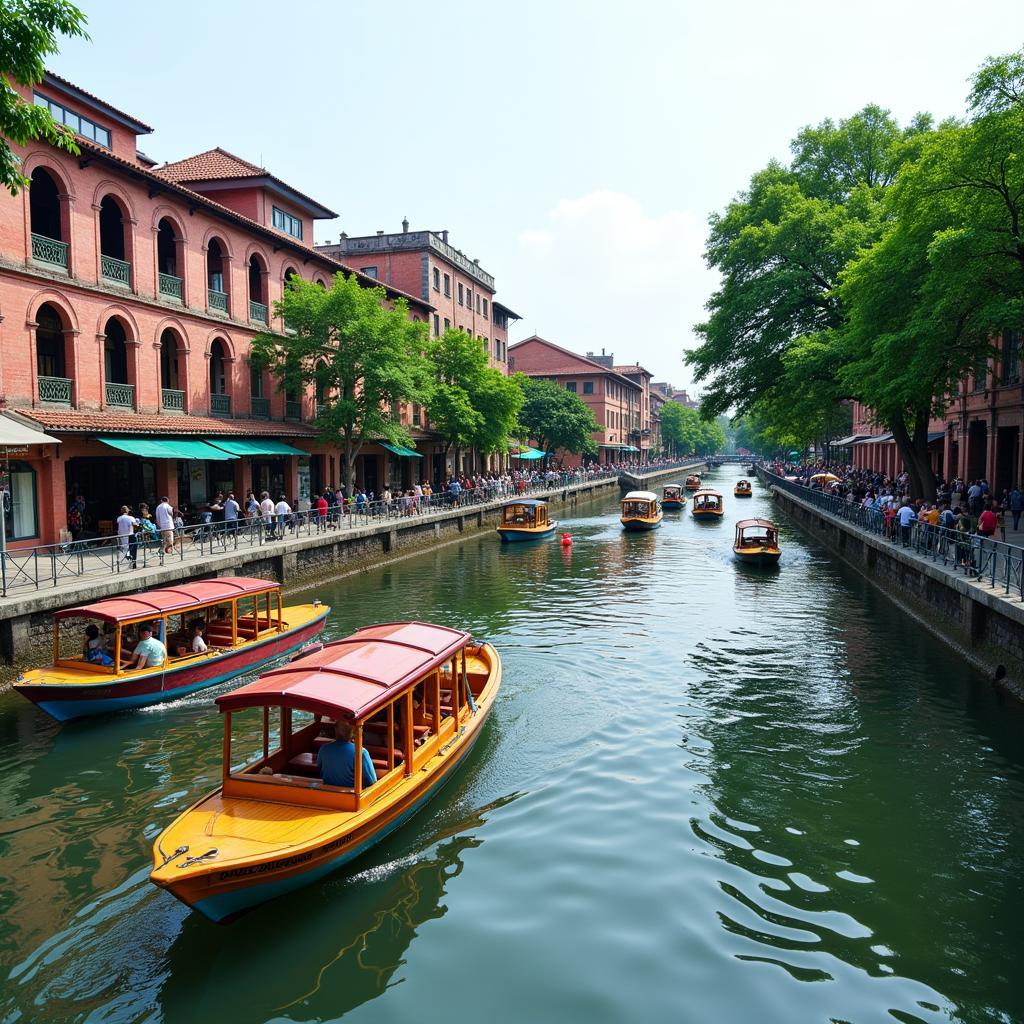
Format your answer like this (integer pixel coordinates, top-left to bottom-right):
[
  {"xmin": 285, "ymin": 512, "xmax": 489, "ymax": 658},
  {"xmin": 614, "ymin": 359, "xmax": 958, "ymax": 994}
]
[
  {"xmin": 316, "ymin": 719, "xmax": 377, "ymax": 789},
  {"xmin": 190, "ymin": 620, "xmax": 208, "ymax": 653},
  {"xmin": 83, "ymin": 624, "xmax": 114, "ymax": 667},
  {"xmin": 131, "ymin": 624, "xmax": 167, "ymax": 670}
]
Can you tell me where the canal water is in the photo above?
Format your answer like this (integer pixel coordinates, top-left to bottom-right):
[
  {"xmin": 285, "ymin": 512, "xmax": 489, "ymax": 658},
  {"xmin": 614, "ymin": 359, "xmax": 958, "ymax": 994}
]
[{"xmin": 1, "ymin": 470, "xmax": 1022, "ymax": 1024}]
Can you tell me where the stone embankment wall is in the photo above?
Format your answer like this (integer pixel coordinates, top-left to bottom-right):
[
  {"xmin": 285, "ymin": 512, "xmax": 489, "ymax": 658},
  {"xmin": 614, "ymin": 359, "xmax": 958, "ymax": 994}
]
[{"xmin": 762, "ymin": 471, "xmax": 1024, "ymax": 701}]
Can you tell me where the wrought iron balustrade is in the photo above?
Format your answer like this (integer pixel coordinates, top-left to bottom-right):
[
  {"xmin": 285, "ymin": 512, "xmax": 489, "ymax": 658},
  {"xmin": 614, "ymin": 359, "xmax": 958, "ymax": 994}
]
[
  {"xmin": 159, "ymin": 273, "xmax": 183, "ymax": 300},
  {"xmin": 285, "ymin": 400, "xmax": 302, "ymax": 421},
  {"xmin": 250, "ymin": 397, "xmax": 270, "ymax": 419},
  {"xmin": 101, "ymin": 254, "xmax": 131, "ymax": 286},
  {"xmin": 31, "ymin": 233, "xmax": 68, "ymax": 269},
  {"xmin": 208, "ymin": 289, "xmax": 229, "ymax": 314},
  {"xmin": 210, "ymin": 393, "xmax": 231, "ymax": 416},
  {"xmin": 105, "ymin": 382, "xmax": 134, "ymax": 408},
  {"xmin": 161, "ymin": 388, "xmax": 185, "ymax": 411},
  {"xmin": 315, "ymin": 401, "xmax": 330, "ymax": 419},
  {"xmin": 249, "ymin": 300, "xmax": 268, "ymax": 324}
]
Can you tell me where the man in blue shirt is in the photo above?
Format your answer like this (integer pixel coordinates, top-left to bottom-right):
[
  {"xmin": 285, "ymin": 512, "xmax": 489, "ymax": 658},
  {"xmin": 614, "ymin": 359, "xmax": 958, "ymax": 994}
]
[{"xmin": 316, "ymin": 719, "xmax": 377, "ymax": 789}]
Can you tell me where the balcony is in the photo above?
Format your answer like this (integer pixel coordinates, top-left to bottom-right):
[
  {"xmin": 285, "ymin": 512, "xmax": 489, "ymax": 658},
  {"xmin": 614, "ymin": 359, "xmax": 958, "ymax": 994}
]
[
  {"xmin": 31, "ymin": 233, "xmax": 68, "ymax": 270},
  {"xmin": 208, "ymin": 289, "xmax": 229, "ymax": 314},
  {"xmin": 105, "ymin": 382, "xmax": 134, "ymax": 408},
  {"xmin": 101, "ymin": 254, "xmax": 131, "ymax": 287},
  {"xmin": 250, "ymin": 397, "xmax": 270, "ymax": 419},
  {"xmin": 38, "ymin": 375, "xmax": 72, "ymax": 405},
  {"xmin": 249, "ymin": 300, "xmax": 268, "ymax": 324},
  {"xmin": 315, "ymin": 401, "xmax": 328, "ymax": 419},
  {"xmin": 161, "ymin": 388, "xmax": 185, "ymax": 412},
  {"xmin": 285, "ymin": 400, "xmax": 302, "ymax": 421},
  {"xmin": 210, "ymin": 393, "xmax": 232, "ymax": 417},
  {"xmin": 159, "ymin": 273, "xmax": 183, "ymax": 301}
]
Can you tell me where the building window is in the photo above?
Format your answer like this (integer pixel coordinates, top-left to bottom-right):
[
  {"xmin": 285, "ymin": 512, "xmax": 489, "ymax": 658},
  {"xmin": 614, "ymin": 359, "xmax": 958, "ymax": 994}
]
[
  {"xmin": 1002, "ymin": 330, "xmax": 1021, "ymax": 385},
  {"xmin": 34, "ymin": 92, "xmax": 111, "ymax": 148},
  {"xmin": 467, "ymin": 287, "xmax": 473, "ymax": 308},
  {"xmin": 476, "ymin": 294, "xmax": 481, "ymax": 313},
  {"xmin": 566, "ymin": 381, "xmax": 577, "ymax": 393},
  {"xmin": 444, "ymin": 274, "xmax": 451, "ymax": 297},
  {"xmin": 271, "ymin": 206, "xmax": 303, "ymax": 240},
  {"xmin": 483, "ymin": 298, "xmax": 488, "ymax": 319},
  {"xmin": 481, "ymin": 337, "xmax": 489, "ymax": 355},
  {"xmin": 432, "ymin": 267, "xmax": 440, "ymax": 291},
  {"xmin": 458, "ymin": 283, "xmax": 464, "ymax": 305},
  {"xmin": 444, "ymin": 318, "xmax": 450, "ymax": 330},
  {"xmin": 972, "ymin": 356, "xmax": 988, "ymax": 393},
  {"xmin": 433, "ymin": 314, "xmax": 440, "ymax": 336},
  {"xmin": 360, "ymin": 265, "xmax": 378, "ymax": 279},
  {"xmin": 413, "ymin": 404, "xmax": 422, "ymax": 427},
  {"xmin": 2, "ymin": 461, "xmax": 38, "ymax": 540},
  {"xmin": 583, "ymin": 381, "xmax": 594, "ymax": 395}
]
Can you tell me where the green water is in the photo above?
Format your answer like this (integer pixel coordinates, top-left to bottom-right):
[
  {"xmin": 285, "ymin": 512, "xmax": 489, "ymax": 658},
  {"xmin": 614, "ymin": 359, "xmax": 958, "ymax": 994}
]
[{"xmin": 1, "ymin": 471, "xmax": 1022, "ymax": 1024}]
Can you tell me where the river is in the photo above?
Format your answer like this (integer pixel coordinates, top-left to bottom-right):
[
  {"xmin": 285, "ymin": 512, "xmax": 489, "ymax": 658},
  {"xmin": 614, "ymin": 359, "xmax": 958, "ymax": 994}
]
[{"xmin": 1, "ymin": 469, "xmax": 1022, "ymax": 1024}]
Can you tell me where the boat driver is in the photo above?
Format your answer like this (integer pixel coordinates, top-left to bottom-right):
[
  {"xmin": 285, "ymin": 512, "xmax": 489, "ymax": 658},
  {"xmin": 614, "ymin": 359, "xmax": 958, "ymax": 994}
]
[{"xmin": 317, "ymin": 719, "xmax": 377, "ymax": 789}]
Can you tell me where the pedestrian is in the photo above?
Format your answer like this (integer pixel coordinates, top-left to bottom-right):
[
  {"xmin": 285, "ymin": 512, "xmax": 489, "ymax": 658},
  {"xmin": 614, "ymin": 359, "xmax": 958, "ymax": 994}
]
[
  {"xmin": 977, "ymin": 502, "xmax": 998, "ymax": 540},
  {"xmin": 275, "ymin": 493, "xmax": 292, "ymax": 536},
  {"xmin": 67, "ymin": 494, "xmax": 87, "ymax": 542},
  {"xmin": 315, "ymin": 491, "xmax": 328, "ymax": 532},
  {"xmin": 897, "ymin": 501, "xmax": 916, "ymax": 547},
  {"xmin": 259, "ymin": 490, "xmax": 276, "ymax": 539},
  {"xmin": 224, "ymin": 491, "xmax": 240, "ymax": 534},
  {"xmin": 209, "ymin": 491, "xmax": 225, "ymax": 532},
  {"xmin": 1010, "ymin": 486, "xmax": 1024, "ymax": 532},
  {"xmin": 116, "ymin": 505, "xmax": 140, "ymax": 568},
  {"xmin": 154, "ymin": 495, "xmax": 175, "ymax": 553}
]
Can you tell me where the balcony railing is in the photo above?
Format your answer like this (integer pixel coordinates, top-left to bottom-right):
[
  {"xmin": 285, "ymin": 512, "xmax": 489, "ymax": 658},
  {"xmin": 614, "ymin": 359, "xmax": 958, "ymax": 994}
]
[
  {"xmin": 105, "ymin": 382, "xmax": 134, "ymax": 408},
  {"xmin": 250, "ymin": 397, "xmax": 270, "ymax": 419},
  {"xmin": 315, "ymin": 401, "xmax": 329, "ymax": 419},
  {"xmin": 210, "ymin": 393, "xmax": 231, "ymax": 416},
  {"xmin": 101, "ymin": 254, "xmax": 131, "ymax": 287},
  {"xmin": 159, "ymin": 273, "xmax": 183, "ymax": 301},
  {"xmin": 31, "ymin": 233, "xmax": 68, "ymax": 269},
  {"xmin": 249, "ymin": 300, "xmax": 268, "ymax": 324},
  {"xmin": 285, "ymin": 400, "xmax": 302, "ymax": 421},
  {"xmin": 208, "ymin": 289, "xmax": 229, "ymax": 314},
  {"xmin": 161, "ymin": 388, "xmax": 185, "ymax": 411},
  {"xmin": 38, "ymin": 376, "xmax": 72, "ymax": 405}
]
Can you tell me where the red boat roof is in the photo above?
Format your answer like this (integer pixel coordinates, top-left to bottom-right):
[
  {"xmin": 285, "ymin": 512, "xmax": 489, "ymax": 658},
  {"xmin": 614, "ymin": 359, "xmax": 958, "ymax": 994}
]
[
  {"xmin": 55, "ymin": 577, "xmax": 279, "ymax": 624},
  {"xmin": 736, "ymin": 518, "xmax": 776, "ymax": 529},
  {"xmin": 216, "ymin": 622, "xmax": 471, "ymax": 720}
]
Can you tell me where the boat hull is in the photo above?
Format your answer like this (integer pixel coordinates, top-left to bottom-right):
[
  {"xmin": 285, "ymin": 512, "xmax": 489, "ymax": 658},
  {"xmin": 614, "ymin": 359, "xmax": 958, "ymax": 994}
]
[
  {"xmin": 15, "ymin": 611, "xmax": 329, "ymax": 721},
  {"xmin": 662, "ymin": 500, "xmax": 686, "ymax": 510},
  {"xmin": 497, "ymin": 524, "xmax": 557, "ymax": 542},
  {"xmin": 734, "ymin": 549, "xmax": 781, "ymax": 566},
  {"xmin": 734, "ymin": 491, "xmax": 752, "ymax": 498},
  {"xmin": 621, "ymin": 517, "xmax": 662, "ymax": 531},
  {"xmin": 691, "ymin": 511, "xmax": 724, "ymax": 520}
]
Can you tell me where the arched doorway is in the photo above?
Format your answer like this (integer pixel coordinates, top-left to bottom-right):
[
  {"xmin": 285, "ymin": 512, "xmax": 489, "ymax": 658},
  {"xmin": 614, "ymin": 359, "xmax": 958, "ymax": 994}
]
[
  {"xmin": 102, "ymin": 318, "xmax": 133, "ymax": 408},
  {"xmin": 248, "ymin": 255, "xmax": 267, "ymax": 324},
  {"xmin": 157, "ymin": 218, "xmax": 182, "ymax": 300},
  {"xmin": 29, "ymin": 168, "xmax": 67, "ymax": 269},
  {"xmin": 99, "ymin": 195, "xmax": 130, "ymax": 286},
  {"xmin": 160, "ymin": 328, "xmax": 186, "ymax": 411},
  {"xmin": 209, "ymin": 339, "xmax": 230, "ymax": 416},
  {"xmin": 35, "ymin": 303, "xmax": 72, "ymax": 405}
]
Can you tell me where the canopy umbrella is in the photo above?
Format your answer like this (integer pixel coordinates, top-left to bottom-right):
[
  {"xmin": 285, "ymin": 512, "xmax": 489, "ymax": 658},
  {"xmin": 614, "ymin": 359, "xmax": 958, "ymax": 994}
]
[
  {"xmin": 512, "ymin": 446, "xmax": 545, "ymax": 461},
  {"xmin": 810, "ymin": 472, "xmax": 840, "ymax": 483}
]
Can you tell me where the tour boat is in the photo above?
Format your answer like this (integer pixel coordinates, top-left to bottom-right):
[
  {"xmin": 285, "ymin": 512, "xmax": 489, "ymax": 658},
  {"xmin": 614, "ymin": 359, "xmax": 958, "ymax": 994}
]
[
  {"xmin": 734, "ymin": 479, "xmax": 753, "ymax": 497},
  {"xmin": 621, "ymin": 490, "xmax": 663, "ymax": 531},
  {"xmin": 691, "ymin": 489, "xmax": 725, "ymax": 519},
  {"xmin": 685, "ymin": 474, "xmax": 702, "ymax": 491},
  {"xmin": 149, "ymin": 621, "xmax": 501, "ymax": 923},
  {"xmin": 662, "ymin": 484, "xmax": 687, "ymax": 510},
  {"xmin": 497, "ymin": 499, "xmax": 557, "ymax": 542},
  {"xmin": 14, "ymin": 577, "xmax": 329, "ymax": 722},
  {"xmin": 733, "ymin": 518, "xmax": 781, "ymax": 565}
]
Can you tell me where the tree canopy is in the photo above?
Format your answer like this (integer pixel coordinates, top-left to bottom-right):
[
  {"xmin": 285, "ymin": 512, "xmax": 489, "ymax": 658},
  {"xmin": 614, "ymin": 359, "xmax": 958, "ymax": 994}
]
[
  {"xmin": 515, "ymin": 376, "xmax": 598, "ymax": 460},
  {"xmin": 659, "ymin": 402, "xmax": 726, "ymax": 456},
  {"xmin": 0, "ymin": 0, "xmax": 88, "ymax": 195}
]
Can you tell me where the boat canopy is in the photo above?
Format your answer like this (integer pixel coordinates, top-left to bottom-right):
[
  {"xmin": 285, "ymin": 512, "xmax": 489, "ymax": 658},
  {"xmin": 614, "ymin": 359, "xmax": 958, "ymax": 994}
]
[
  {"xmin": 505, "ymin": 499, "xmax": 547, "ymax": 508},
  {"xmin": 736, "ymin": 518, "xmax": 775, "ymax": 530},
  {"xmin": 216, "ymin": 622, "xmax": 471, "ymax": 720},
  {"xmin": 54, "ymin": 576, "xmax": 279, "ymax": 624},
  {"xmin": 693, "ymin": 489, "xmax": 723, "ymax": 498},
  {"xmin": 623, "ymin": 491, "xmax": 658, "ymax": 501}
]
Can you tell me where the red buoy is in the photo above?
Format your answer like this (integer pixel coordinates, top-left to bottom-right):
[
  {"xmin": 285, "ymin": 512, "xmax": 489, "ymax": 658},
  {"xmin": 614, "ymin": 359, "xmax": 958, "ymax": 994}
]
[{"xmin": 561, "ymin": 532, "xmax": 573, "ymax": 546}]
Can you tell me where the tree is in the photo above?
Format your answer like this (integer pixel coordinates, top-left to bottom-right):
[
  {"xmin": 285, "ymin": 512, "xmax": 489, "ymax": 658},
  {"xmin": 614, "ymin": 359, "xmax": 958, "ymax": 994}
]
[
  {"xmin": 251, "ymin": 273, "xmax": 429, "ymax": 497},
  {"xmin": 516, "ymin": 376, "xmax": 598, "ymax": 461},
  {"xmin": 0, "ymin": 0, "xmax": 89, "ymax": 195},
  {"xmin": 659, "ymin": 402, "xmax": 726, "ymax": 456}
]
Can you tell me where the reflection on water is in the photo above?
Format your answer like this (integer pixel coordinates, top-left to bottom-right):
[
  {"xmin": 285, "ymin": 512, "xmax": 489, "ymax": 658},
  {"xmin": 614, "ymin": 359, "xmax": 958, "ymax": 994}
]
[{"xmin": 1, "ymin": 472, "xmax": 1023, "ymax": 1024}]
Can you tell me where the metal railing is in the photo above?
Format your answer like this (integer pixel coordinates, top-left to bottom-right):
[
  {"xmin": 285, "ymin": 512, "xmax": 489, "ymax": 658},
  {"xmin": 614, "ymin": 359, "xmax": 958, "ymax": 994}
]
[
  {"xmin": 159, "ymin": 272, "xmax": 183, "ymax": 300},
  {"xmin": 285, "ymin": 400, "xmax": 302, "ymax": 421},
  {"xmin": 0, "ymin": 470, "xmax": 629, "ymax": 598},
  {"xmin": 38, "ymin": 376, "xmax": 72, "ymax": 404},
  {"xmin": 210, "ymin": 393, "xmax": 231, "ymax": 416},
  {"xmin": 161, "ymin": 388, "xmax": 184, "ymax": 412},
  {"xmin": 765, "ymin": 470, "xmax": 1024, "ymax": 601},
  {"xmin": 249, "ymin": 300, "xmax": 268, "ymax": 324},
  {"xmin": 31, "ymin": 232, "xmax": 68, "ymax": 269},
  {"xmin": 105, "ymin": 382, "xmax": 134, "ymax": 408},
  {"xmin": 101, "ymin": 254, "xmax": 131, "ymax": 286},
  {"xmin": 208, "ymin": 288, "xmax": 229, "ymax": 313},
  {"xmin": 250, "ymin": 397, "xmax": 270, "ymax": 419}
]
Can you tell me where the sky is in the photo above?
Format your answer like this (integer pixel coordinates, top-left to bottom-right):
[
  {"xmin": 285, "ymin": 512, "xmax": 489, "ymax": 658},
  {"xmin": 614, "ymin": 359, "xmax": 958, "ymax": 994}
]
[{"xmin": 51, "ymin": 1, "xmax": 1024, "ymax": 391}]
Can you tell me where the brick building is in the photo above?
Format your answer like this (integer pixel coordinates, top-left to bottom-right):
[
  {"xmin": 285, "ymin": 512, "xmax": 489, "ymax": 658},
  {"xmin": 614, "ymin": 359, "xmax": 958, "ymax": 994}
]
[
  {"xmin": 508, "ymin": 336, "xmax": 645, "ymax": 465},
  {"xmin": 0, "ymin": 72, "xmax": 434, "ymax": 546},
  {"xmin": 610, "ymin": 363, "xmax": 654, "ymax": 459}
]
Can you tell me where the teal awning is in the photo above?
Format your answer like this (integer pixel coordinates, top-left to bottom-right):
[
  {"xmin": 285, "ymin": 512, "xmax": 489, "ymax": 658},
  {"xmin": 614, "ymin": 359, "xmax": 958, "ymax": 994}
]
[
  {"xmin": 99, "ymin": 437, "xmax": 238, "ymax": 460},
  {"xmin": 512, "ymin": 446, "xmax": 545, "ymax": 460},
  {"xmin": 206, "ymin": 439, "xmax": 308, "ymax": 457},
  {"xmin": 623, "ymin": 445, "xmax": 640, "ymax": 452},
  {"xmin": 381, "ymin": 442, "xmax": 423, "ymax": 458}
]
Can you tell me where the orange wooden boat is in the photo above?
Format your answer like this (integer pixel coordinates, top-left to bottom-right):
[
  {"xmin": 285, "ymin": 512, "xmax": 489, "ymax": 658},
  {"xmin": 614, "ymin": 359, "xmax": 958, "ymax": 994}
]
[
  {"xmin": 691, "ymin": 489, "xmax": 725, "ymax": 519},
  {"xmin": 734, "ymin": 518, "xmax": 782, "ymax": 565},
  {"xmin": 734, "ymin": 479, "xmax": 753, "ymax": 497},
  {"xmin": 149, "ymin": 621, "xmax": 500, "ymax": 923},
  {"xmin": 684, "ymin": 474, "xmax": 702, "ymax": 491}
]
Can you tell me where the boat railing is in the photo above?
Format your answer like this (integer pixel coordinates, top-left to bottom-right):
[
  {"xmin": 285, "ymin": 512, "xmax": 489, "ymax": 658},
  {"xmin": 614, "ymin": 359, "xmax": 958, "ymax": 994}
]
[{"xmin": 763, "ymin": 470, "xmax": 1024, "ymax": 601}]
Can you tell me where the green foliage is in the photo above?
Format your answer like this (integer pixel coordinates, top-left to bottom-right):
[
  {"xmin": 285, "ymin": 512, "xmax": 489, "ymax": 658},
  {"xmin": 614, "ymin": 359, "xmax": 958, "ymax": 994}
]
[
  {"xmin": 659, "ymin": 402, "xmax": 726, "ymax": 456},
  {"xmin": 0, "ymin": 0, "xmax": 88, "ymax": 195},
  {"xmin": 252, "ymin": 273, "xmax": 429, "ymax": 495},
  {"xmin": 516, "ymin": 376, "xmax": 598, "ymax": 459}
]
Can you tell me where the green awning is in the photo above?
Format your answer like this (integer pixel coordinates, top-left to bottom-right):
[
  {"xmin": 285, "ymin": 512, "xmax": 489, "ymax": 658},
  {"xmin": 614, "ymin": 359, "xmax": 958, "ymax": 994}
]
[
  {"xmin": 381, "ymin": 442, "xmax": 423, "ymax": 458},
  {"xmin": 512, "ymin": 446, "xmax": 545, "ymax": 460},
  {"xmin": 205, "ymin": 439, "xmax": 308, "ymax": 457},
  {"xmin": 623, "ymin": 445, "xmax": 640, "ymax": 452},
  {"xmin": 99, "ymin": 437, "xmax": 238, "ymax": 460}
]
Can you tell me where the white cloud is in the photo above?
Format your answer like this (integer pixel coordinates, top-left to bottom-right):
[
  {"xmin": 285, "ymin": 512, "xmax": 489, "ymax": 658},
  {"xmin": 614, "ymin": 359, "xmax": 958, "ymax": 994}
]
[{"xmin": 511, "ymin": 190, "xmax": 717, "ymax": 386}]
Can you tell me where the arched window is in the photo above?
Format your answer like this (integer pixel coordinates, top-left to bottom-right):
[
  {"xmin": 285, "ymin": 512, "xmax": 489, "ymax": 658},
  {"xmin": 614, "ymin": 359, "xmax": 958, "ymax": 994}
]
[
  {"xmin": 160, "ymin": 329, "xmax": 186, "ymax": 412},
  {"xmin": 209, "ymin": 338, "xmax": 231, "ymax": 416},
  {"xmin": 207, "ymin": 239, "xmax": 229, "ymax": 314},
  {"xmin": 282, "ymin": 267, "xmax": 299, "ymax": 332},
  {"xmin": 156, "ymin": 218, "xmax": 183, "ymax": 301},
  {"xmin": 35, "ymin": 303, "xmax": 72, "ymax": 405},
  {"xmin": 103, "ymin": 317, "xmax": 133, "ymax": 408},
  {"xmin": 248, "ymin": 255, "xmax": 267, "ymax": 323},
  {"xmin": 29, "ymin": 168, "xmax": 67, "ymax": 269},
  {"xmin": 99, "ymin": 195, "xmax": 130, "ymax": 286}
]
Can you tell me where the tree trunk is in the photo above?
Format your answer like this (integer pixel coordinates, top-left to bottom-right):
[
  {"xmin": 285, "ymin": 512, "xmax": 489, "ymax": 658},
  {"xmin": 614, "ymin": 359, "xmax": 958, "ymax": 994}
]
[
  {"xmin": 890, "ymin": 416, "xmax": 936, "ymax": 501},
  {"xmin": 343, "ymin": 433, "xmax": 357, "ymax": 498}
]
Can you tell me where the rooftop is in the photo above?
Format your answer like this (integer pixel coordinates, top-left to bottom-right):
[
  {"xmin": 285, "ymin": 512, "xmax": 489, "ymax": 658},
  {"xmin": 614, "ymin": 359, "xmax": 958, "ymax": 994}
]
[
  {"xmin": 509, "ymin": 336, "xmax": 642, "ymax": 389},
  {"xmin": 16, "ymin": 409, "xmax": 318, "ymax": 438},
  {"xmin": 42, "ymin": 69, "xmax": 153, "ymax": 134}
]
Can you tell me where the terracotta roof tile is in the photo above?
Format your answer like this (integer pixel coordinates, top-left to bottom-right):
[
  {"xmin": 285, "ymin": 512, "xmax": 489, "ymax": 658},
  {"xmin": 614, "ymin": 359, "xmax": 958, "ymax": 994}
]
[
  {"xmin": 17, "ymin": 409, "xmax": 318, "ymax": 438},
  {"xmin": 157, "ymin": 147, "xmax": 265, "ymax": 183}
]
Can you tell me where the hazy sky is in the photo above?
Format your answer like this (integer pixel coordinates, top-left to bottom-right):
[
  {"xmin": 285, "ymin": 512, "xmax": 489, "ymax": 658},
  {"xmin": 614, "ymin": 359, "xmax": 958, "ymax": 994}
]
[{"xmin": 52, "ymin": 1, "xmax": 1024, "ymax": 389}]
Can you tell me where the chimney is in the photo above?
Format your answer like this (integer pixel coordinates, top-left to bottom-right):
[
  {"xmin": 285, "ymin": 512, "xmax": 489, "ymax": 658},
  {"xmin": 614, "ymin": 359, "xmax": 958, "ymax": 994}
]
[
  {"xmin": 340, "ymin": 232, "xmax": 348, "ymax": 241},
  {"xmin": 473, "ymin": 258, "xmax": 480, "ymax": 265},
  {"xmin": 376, "ymin": 229, "xmax": 384, "ymax": 236},
  {"xmin": 441, "ymin": 229, "xmax": 449, "ymax": 243},
  {"xmin": 402, "ymin": 217, "xmax": 409, "ymax": 233}
]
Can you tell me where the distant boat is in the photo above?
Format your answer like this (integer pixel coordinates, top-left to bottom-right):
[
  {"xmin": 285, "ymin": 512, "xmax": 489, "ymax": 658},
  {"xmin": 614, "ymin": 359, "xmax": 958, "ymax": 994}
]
[
  {"xmin": 621, "ymin": 490, "xmax": 663, "ymax": 531},
  {"xmin": 733, "ymin": 518, "xmax": 782, "ymax": 566},
  {"xmin": 734, "ymin": 479, "xmax": 753, "ymax": 497},
  {"xmin": 691, "ymin": 489, "xmax": 725, "ymax": 519},
  {"xmin": 685, "ymin": 474, "xmax": 702, "ymax": 491},
  {"xmin": 497, "ymin": 499, "xmax": 557, "ymax": 542},
  {"xmin": 662, "ymin": 484, "xmax": 687, "ymax": 509}
]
